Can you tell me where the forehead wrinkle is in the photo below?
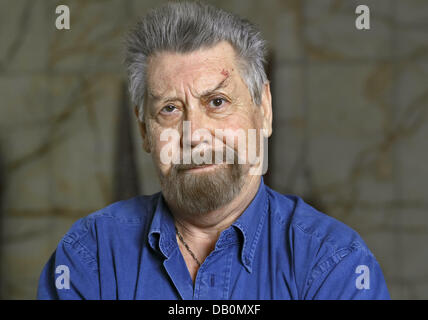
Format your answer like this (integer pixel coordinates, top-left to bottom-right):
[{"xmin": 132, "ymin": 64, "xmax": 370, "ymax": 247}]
[
  {"xmin": 148, "ymin": 74, "xmax": 232, "ymax": 104},
  {"xmin": 147, "ymin": 88, "xmax": 178, "ymax": 103},
  {"xmin": 146, "ymin": 41, "xmax": 241, "ymax": 100},
  {"xmin": 147, "ymin": 49, "xmax": 239, "ymax": 105},
  {"xmin": 147, "ymin": 79, "xmax": 183, "ymax": 103}
]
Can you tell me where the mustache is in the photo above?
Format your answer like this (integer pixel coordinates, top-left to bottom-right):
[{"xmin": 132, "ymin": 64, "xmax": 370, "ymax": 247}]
[{"xmin": 175, "ymin": 163, "xmax": 217, "ymax": 171}]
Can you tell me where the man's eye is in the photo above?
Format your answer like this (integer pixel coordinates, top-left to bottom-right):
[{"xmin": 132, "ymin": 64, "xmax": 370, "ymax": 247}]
[
  {"xmin": 160, "ymin": 105, "xmax": 177, "ymax": 114},
  {"xmin": 209, "ymin": 98, "xmax": 226, "ymax": 108}
]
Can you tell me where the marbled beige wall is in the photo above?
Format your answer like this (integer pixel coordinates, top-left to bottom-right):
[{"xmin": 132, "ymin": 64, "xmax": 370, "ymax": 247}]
[{"xmin": 0, "ymin": 0, "xmax": 427, "ymax": 299}]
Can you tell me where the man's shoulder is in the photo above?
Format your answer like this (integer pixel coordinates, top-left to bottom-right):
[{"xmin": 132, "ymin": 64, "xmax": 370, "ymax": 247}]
[
  {"xmin": 266, "ymin": 186, "xmax": 370, "ymax": 255},
  {"xmin": 60, "ymin": 192, "xmax": 162, "ymax": 246},
  {"xmin": 266, "ymin": 186, "xmax": 383, "ymax": 297}
]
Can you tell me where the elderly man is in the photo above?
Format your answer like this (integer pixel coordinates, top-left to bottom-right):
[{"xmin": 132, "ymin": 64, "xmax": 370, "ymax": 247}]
[{"xmin": 37, "ymin": 2, "xmax": 389, "ymax": 300}]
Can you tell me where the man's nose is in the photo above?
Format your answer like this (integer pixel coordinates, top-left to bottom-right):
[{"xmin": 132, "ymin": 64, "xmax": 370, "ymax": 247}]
[{"xmin": 181, "ymin": 107, "xmax": 213, "ymax": 149}]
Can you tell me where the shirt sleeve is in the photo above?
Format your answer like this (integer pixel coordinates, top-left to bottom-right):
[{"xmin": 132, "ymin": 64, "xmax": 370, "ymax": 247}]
[
  {"xmin": 304, "ymin": 243, "xmax": 390, "ymax": 300},
  {"xmin": 37, "ymin": 235, "xmax": 100, "ymax": 300}
]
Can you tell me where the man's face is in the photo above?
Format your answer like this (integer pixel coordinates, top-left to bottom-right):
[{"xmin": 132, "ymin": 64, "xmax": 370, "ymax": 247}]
[{"xmin": 138, "ymin": 41, "xmax": 271, "ymax": 215}]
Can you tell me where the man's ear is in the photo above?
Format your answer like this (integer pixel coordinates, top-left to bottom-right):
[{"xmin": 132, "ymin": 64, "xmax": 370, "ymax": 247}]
[
  {"xmin": 134, "ymin": 106, "xmax": 151, "ymax": 153},
  {"xmin": 260, "ymin": 82, "xmax": 273, "ymax": 137}
]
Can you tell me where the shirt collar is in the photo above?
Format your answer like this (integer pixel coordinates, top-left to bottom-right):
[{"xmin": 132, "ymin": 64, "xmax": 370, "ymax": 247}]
[
  {"xmin": 148, "ymin": 194, "xmax": 177, "ymax": 259},
  {"xmin": 148, "ymin": 177, "xmax": 269, "ymax": 273}
]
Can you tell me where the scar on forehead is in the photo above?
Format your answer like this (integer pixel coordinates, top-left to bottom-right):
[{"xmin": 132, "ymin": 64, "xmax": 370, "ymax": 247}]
[{"xmin": 221, "ymin": 69, "xmax": 230, "ymax": 77}]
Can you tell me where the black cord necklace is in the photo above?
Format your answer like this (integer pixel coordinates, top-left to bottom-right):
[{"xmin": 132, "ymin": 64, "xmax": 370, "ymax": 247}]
[{"xmin": 175, "ymin": 226, "xmax": 202, "ymax": 267}]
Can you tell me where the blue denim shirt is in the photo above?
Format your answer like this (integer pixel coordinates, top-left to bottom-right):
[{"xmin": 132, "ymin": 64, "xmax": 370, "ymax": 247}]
[{"xmin": 37, "ymin": 178, "xmax": 390, "ymax": 299}]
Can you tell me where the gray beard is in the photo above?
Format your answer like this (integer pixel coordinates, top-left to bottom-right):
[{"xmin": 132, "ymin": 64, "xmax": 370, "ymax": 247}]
[{"xmin": 159, "ymin": 162, "xmax": 247, "ymax": 216}]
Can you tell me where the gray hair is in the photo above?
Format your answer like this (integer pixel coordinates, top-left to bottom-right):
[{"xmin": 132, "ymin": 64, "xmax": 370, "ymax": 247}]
[{"xmin": 125, "ymin": 1, "xmax": 268, "ymax": 122}]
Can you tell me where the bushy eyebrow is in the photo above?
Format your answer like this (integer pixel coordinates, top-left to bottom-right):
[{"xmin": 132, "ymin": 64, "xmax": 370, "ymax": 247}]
[{"xmin": 147, "ymin": 77, "xmax": 230, "ymax": 103}]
